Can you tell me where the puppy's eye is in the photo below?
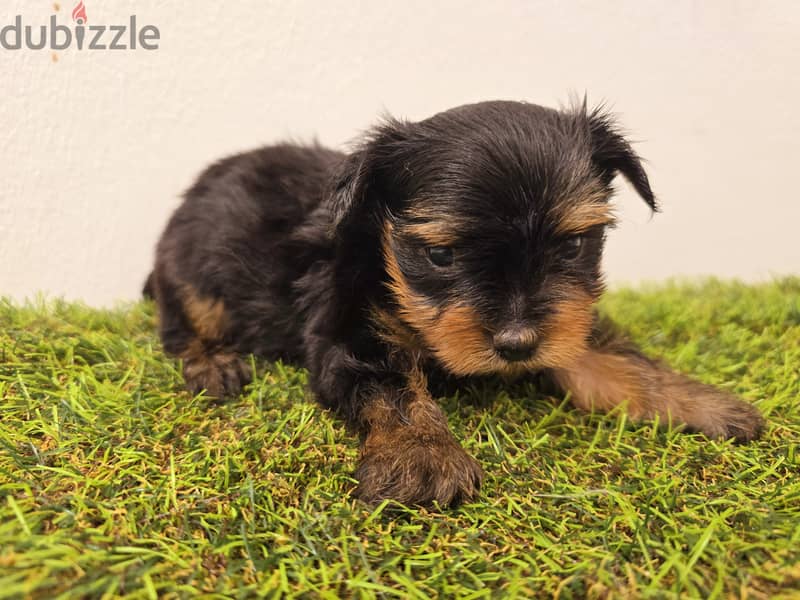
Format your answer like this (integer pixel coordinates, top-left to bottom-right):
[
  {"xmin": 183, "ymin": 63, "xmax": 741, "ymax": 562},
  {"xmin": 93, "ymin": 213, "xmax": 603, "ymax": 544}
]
[
  {"xmin": 563, "ymin": 235, "xmax": 584, "ymax": 258},
  {"xmin": 427, "ymin": 246, "xmax": 454, "ymax": 267}
]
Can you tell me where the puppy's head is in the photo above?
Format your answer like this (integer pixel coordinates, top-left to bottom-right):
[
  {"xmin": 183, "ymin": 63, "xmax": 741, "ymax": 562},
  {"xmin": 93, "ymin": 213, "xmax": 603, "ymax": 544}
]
[{"xmin": 330, "ymin": 100, "xmax": 656, "ymax": 376}]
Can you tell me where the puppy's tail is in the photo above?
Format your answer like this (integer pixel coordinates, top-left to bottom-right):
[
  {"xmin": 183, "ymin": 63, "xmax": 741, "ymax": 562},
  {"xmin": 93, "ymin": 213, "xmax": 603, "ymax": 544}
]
[{"xmin": 142, "ymin": 271, "xmax": 156, "ymax": 299}]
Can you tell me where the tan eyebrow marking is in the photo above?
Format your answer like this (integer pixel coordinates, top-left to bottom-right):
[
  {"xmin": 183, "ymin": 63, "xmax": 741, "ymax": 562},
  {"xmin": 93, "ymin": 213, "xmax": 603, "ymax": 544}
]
[
  {"xmin": 553, "ymin": 202, "xmax": 617, "ymax": 235},
  {"xmin": 400, "ymin": 221, "xmax": 460, "ymax": 246}
]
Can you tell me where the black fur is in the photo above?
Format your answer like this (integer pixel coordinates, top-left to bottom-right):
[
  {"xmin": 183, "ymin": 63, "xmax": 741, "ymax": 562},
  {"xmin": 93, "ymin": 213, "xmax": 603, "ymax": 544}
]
[{"xmin": 147, "ymin": 100, "xmax": 763, "ymax": 507}]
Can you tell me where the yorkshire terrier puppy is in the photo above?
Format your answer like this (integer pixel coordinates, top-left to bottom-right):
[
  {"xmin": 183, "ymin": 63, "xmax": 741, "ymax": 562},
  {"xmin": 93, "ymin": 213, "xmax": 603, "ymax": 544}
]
[{"xmin": 146, "ymin": 100, "xmax": 764, "ymax": 507}]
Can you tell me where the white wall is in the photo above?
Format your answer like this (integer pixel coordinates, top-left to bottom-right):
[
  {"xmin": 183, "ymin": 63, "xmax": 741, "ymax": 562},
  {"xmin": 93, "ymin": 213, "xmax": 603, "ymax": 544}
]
[{"xmin": 2, "ymin": 0, "xmax": 798, "ymax": 306}]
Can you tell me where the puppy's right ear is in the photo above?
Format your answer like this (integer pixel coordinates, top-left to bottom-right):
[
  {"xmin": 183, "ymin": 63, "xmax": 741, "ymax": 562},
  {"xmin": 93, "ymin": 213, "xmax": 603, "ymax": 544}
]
[{"xmin": 329, "ymin": 119, "xmax": 411, "ymax": 237}]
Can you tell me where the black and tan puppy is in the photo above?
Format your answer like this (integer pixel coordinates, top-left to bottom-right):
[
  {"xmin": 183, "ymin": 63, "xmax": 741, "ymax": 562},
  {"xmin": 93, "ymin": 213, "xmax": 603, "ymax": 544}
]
[{"xmin": 146, "ymin": 101, "xmax": 764, "ymax": 507}]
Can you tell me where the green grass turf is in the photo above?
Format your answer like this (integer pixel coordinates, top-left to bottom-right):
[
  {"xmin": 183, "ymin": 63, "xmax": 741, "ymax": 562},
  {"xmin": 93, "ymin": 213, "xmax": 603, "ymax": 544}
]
[{"xmin": 1, "ymin": 279, "xmax": 799, "ymax": 599}]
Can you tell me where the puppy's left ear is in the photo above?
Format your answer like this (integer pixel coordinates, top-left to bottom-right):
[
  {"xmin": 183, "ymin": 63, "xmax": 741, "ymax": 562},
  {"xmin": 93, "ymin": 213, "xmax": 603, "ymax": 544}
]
[{"xmin": 587, "ymin": 109, "xmax": 658, "ymax": 211}]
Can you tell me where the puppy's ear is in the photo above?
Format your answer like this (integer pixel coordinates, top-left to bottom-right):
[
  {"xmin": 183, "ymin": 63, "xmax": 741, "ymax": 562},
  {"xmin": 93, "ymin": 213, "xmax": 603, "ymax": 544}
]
[
  {"xmin": 329, "ymin": 119, "xmax": 411, "ymax": 236},
  {"xmin": 587, "ymin": 108, "xmax": 658, "ymax": 211}
]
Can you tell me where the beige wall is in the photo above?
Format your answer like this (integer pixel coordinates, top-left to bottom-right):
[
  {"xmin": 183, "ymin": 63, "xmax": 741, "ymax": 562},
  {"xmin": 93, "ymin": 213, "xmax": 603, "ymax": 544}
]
[{"xmin": 2, "ymin": 0, "xmax": 798, "ymax": 306}]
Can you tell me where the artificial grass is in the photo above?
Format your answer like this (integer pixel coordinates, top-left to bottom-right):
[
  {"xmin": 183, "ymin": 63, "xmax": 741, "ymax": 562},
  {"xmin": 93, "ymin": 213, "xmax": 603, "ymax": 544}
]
[{"xmin": 1, "ymin": 279, "xmax": 799, "ymax": 599}]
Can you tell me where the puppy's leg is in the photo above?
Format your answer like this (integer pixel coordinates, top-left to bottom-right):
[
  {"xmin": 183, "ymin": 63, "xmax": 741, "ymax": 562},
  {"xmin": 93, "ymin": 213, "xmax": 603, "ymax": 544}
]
[
  {"xmin": 352, "ymin": 367, "xmax": 483, "ymax": 507},
  {"xmin": 549, "ymin": 318, "xmax": 764, "ymax": 442},
  {"xmin": 153, "ymin": 273, "xmax": 251, "ymax": 398}
]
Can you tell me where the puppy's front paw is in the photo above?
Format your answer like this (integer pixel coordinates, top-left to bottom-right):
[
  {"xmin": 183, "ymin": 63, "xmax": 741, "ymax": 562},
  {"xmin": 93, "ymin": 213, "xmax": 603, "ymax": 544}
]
[
  {"xmin": 682, "ymin": 386, "xmax": 765, "ymax": 443},
  {"xmin": 354, "ymin": 428, "xmax": 483, "ymax": 507},
  {"xmin": 555, "ymin": 348, "xmax": 765, "ymax": 444},
  {"xmin": 183, "ymin": 351, "xmax": 251, "ymax": 399}
]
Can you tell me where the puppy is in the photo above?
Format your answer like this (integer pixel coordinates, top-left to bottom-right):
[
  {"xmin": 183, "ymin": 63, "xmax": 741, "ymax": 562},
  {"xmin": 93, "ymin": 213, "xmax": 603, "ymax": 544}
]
[{"xmin": 146, "ymin": 100, "xmax": 764, "ymax": 507}]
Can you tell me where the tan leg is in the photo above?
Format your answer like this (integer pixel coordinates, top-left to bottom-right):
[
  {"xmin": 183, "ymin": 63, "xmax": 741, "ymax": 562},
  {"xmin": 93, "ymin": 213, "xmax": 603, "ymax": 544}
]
[
  {"xmin": 552, "ymin": 344, "xmax": 764, "ymax": 442},
  {"xmin": 156, "ymin": 277, "xmax": 251, "ymax": 399},
  {"xmin": 354, "ymin": 367, "xmax": 483, "ymax": 506}
]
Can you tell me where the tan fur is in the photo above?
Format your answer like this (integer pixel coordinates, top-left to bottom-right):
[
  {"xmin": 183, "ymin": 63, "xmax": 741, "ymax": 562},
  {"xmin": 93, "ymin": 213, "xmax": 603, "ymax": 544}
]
[
  {"xmin": 356, "ymin": 366, "xmax": 483, "ymax": 506},
  {"xmin": 381, "ymin": 225, "xmax": 496, "ymax": 375},
  {"xmin": 553, "ymin": 201, "xmax": 616, "ymax": 235},
  {"xmin": 380, "ymin": 216, "xmax": 761, "ymax": 443},
  {"xmin": 552, "ymin": 350, "xmax": 644, "ymax": 414},
  {"xmin": 400, "ymin": 221, "xmax": 460, "ymax": 247},
  {"xmin": 534, "ymin": 289, "xmax": 596, "ymax": 368},
  {"xmin": 176, "ymin": 296, "xmax": 248, "ymax": 398},
  {"xmin": 427, "ymin": 304, "xmax": 498, "ymax": 375},
  {"xmin": 181, "ymin": 286, "xmax": 227, "ymax": 342},
  {"xmin": 552, "ymin": 349, "xmax": 764, "ymax": 441},
  {"xmin": 381, "ymin": 223, "xmax": 596, "ymax": 376},
  {"xmin": 382, "ymin": 222, "xmax": 439, "ymax": 328}
]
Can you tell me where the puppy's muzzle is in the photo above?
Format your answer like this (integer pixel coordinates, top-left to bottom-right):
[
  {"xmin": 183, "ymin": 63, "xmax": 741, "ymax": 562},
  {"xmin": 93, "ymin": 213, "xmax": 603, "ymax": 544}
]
[{"xmin": 493, "ymin": 327, "xmax": 537, "ymax": 363}]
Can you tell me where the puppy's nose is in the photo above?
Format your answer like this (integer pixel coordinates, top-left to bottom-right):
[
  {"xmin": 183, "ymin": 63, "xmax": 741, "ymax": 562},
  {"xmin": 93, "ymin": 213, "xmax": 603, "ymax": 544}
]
[{"xmin": 493, "ymin": 328, "xmax": 537, "ymax": 363}]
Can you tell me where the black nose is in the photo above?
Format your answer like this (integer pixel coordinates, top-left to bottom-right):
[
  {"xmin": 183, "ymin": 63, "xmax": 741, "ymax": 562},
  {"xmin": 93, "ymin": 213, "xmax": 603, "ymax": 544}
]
[{"xmin": 493, "ymin": 328, "xmax": 537, "ymax": 363}]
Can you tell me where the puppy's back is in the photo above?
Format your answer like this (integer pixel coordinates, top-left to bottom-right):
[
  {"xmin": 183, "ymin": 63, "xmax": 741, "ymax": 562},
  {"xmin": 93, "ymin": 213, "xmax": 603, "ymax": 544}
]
[
  {"xmin": 183, "ymin": 143, "xmax": 343, "ymax": 227},
  {"xmin": 150, "ymin": 143, "xmax": 343, "ymax": 364}
]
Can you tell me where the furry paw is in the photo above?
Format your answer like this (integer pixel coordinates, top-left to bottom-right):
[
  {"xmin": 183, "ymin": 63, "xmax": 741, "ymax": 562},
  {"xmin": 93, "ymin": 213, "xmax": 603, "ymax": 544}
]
[
  {"xmin": 183, "ymin": 351, "xmax": 251, "ymax": 399},
  {"xmin": 685, "ymin": 388, "xmax": 765, "ymax": 443},
  {"xmin": 354, "ymin": 427, "xmax": 483, "ymax": 507}
]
